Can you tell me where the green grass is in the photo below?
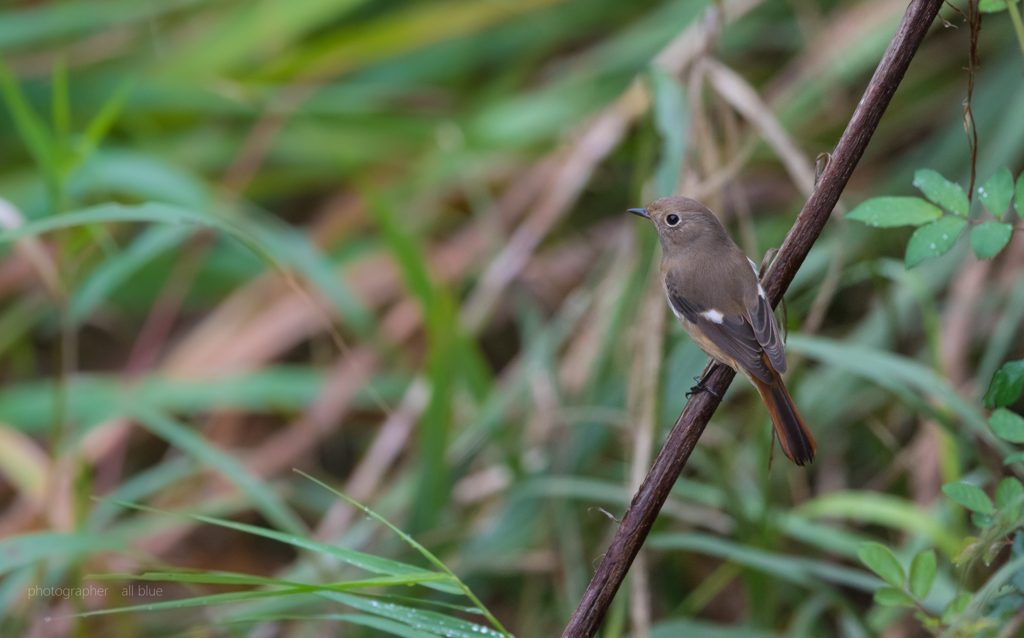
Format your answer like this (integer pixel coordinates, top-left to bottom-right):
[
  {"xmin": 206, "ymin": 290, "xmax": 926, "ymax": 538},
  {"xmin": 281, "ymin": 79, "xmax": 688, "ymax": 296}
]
[{"xmin": 0, "ymin": 0, "xmax": 1023, "ymax": 636}]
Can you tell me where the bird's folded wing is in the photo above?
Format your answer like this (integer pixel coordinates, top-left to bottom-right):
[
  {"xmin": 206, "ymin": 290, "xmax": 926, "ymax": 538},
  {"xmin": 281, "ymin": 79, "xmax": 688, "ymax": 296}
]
[
  {"xmin": 668, "ymin": 293, "xmax": 773, "ymax": 383},
  {"xmin": 748, "ymin": 292, "xmax": 787, "ymax": 373}
]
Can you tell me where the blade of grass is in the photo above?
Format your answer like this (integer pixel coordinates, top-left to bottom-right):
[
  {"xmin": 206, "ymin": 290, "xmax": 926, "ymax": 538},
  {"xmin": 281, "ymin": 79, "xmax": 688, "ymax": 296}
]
[
  {"xmin": 87, "ymin": 456, "xmax": 195, "ymax": 530},
  {"xmin": 794, "ymin": 491, "xmax": 959, "ymax": 555},
  {"xmin": 649, "ymin": 67, "xmax": 688, "ymax": 198},
  {"xmin": 318, "ymin": 592, "xmax": 508, "ymax": 638},
  {"xmin": 74, "ymin": 587, "xmax": 315, "ymax": 618},
  {"xmin": 646, "ymin": 533, "xmax": 882, "ymax": 591},
  {"xmin": 165, "ymin": 0, "xmax": 372, "ymax": 76},
  {"xmin": 94, "ymin": 569, "xmax": 452, "ymax": 590},
  {"xmin": 0, "ymin": 369, "xmax": 408, "ymax": 433},
  {"xmin": 71, "ymin": 224, "xmax": 192, "ymax": 323},
  {"xmin": 51, "ymin": 56, "xmax": 69, "ymax": 164},
  {"xmin": 75, "ymin": 78, "xmax": 134, "ymax": 163},
  {"xmin": 0, "ymin": 531, "xmax": 127, "ymax": 576},
  {"xmin": 786, "ymin": 334, "xmax": 1006, "ymax": 451},
  {"xmin": 131, "ymin": 405, "xmax": 306, "ymax": 535},
  {"xmin": 0, "ymin": 201, "xmax": 262, "ymax": 256},
  {"xmin": 103, "ymin": 499, "xmax": 462, "ymax": 595},
  {"xmin": 0, "ymin": 0, "xmax": 201, "ymax": 49},
  {"xmin": 297, "ymin": 471, "xmax": 512, "ymax": 637},
  {"xmin": 238, "ymin": 208, "xmax": 374, "ymax": 338},
  {"xmin": 262, "ymin": 0, "xmax": 570, "ymax": 80},
  {"xmin": 0, "ymin": 55, "xmax": 56, "ymax": 183},
  {"xmin": 230, "ymin": 613, "xmax": 438, "ymax": 638},
  {"xmin": 367, "ymin": 193, "xmax": 459, "ymax": 532}
]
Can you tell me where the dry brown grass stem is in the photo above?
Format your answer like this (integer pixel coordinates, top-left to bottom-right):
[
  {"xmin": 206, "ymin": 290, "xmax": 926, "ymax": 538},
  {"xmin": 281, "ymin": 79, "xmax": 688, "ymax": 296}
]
[
  {"xmin": 703, "ymin": 58, "xmax": 849, "ymax": 335},
  {"xmin": 246, "ymin": 347, "xmax": 377, "ymax": 477},
  {"xmin": 687, "ymin": 133, "xmax": 760, "ymax": 204},
  {"xmin": 719, "ymin": 95, "xmax": 759, "ymax": 257},
  {"xmin": 315, "ymin": 378, "xmax": 431, "ymax": 541},
  {"xmin": 460, "ymin": 0, "xmax": 769, "ymax": 333},
  {"xmin": 220, "ymin": 84, "xmax": 320, "ymax": 195},
  {"xmin": 705, "ymin": 59, "xmax": 816, "ymax": 197},
  {"xmin": 78, "ymin": 159, "xmax": 557, "ymax": 552},
  {"xmin": 690, "ymin": 62, "xmax": 724, "ymax": 214},
  {"xmin": 460, "ymin": 85, "xmax": 649, "ymax": 333}
]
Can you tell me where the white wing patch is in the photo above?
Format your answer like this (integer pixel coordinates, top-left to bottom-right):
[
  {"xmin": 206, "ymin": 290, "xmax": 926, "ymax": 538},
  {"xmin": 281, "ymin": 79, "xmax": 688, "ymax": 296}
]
[
  {"xmin": 701, "ymin": 309, "xmax": 724, "ymax": 324},
  {"xmin": 747, "ymin": 258, "xmax": 759, "ymax": 274}
]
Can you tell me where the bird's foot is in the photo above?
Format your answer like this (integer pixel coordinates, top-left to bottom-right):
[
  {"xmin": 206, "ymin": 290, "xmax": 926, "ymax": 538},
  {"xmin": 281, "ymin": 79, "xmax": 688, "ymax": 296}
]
[{"xmin": 687, "ymin": 375, "xmax": 721, "ymax": 399}]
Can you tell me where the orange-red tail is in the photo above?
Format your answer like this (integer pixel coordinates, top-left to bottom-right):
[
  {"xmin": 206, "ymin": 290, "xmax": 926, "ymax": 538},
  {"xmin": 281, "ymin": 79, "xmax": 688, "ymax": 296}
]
[{"xmin": 752, "ymin": 370, "xmax": 816, "ymax": 466}]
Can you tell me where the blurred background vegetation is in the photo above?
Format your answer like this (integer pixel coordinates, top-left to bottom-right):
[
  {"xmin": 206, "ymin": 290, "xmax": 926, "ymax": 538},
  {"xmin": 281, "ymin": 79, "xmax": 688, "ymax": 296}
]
[{"xmin": 0, "ymin": 0, "xmax": 1023, "ymax": 636}]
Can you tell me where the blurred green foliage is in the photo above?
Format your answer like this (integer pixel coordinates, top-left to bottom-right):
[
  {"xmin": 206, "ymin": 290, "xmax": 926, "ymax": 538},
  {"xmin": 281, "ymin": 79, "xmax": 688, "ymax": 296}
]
[{"xmin": 0, "ymin": 0, "xmax": 1022, "ymax": 636}]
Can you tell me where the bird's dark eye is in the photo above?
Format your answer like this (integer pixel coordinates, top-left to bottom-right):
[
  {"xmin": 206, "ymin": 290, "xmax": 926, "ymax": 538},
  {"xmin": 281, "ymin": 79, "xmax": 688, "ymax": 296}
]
[{"xmin": 666, "ymin": 214, "xmax": 680, "ymax": 226}]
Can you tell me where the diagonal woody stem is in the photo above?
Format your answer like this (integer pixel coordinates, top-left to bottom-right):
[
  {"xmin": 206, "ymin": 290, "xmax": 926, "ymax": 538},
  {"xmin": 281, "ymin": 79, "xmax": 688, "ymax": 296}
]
[{"xmin": 561, "ymin": 0, "xmax": 944, "ymax": 635}]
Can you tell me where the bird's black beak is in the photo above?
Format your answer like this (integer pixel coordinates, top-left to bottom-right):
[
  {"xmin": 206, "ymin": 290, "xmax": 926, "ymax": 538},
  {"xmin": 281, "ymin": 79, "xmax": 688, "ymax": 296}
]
[{"xmin": 627, "ymin": 208, "xmax": 650, "ymax": 220}]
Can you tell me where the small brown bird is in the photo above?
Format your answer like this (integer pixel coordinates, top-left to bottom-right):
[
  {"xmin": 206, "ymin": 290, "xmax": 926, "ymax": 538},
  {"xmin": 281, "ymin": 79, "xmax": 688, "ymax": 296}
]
[{"xmin": 629, "ymin": 196, "xmax": 815, "ymax": 465}]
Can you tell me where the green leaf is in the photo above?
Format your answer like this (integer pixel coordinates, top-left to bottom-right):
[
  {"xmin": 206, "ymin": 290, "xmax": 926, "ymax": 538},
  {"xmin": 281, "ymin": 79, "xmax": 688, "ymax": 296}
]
[
  {"xmin": 0, "ymin": 55, "xmax": 56, "ymax": 180},
  {"xmin": 991, "ymin": 409, "xmax": 1024, "ymax": 443},
  {"xmin": 650, "ymin": 67, "xmax": 688, "ymax": 198},
  {"xmin": 954, "ymin": 536, "xmax": 979, "ymax": 565},
  {"xmin": 971, "ymin": 511, "xmax": 996, "ymax": 528},
  {"xmin": 942, "ymin": 481, "xmax": 994, "ymax": 514},
  {"xmin": 995, "ymin": 478, "xmax": 1024, "ymax": 511},
  {"xmin": 908, "ymin": 550, "xmax": 936, "ymax": 599},
  {"xmin": 904, "ymin": 217, "xmax": 966, "ymax": 267},
  {"xmin": 916, "ymin": 612, "xmax": 942, "ymax": 629},
  {"xmin": 857, "ymin": 542, "xmax": 905, "ymax": 588},
  {"xmin": 942, "ymin": 593, "xmax": 971, "ymax": 622},
  {"xmin": 873, "ymin": 587, "xmax": 915, "ymax": 607},
  {"xmin": 1004, "ymin": 452, "xmax": 1024, "ymax": 466},
  {"xmin": 846, "ymin": 197, "xmax": 942, "ymax": 227},
  {"xmin": 970, "ymin": 221, "xmax": 1013, "ymax": 259},
  {"xmin": 983, "ymin": 360, "xmax": 1024, "ymax": 408},
  {"xmin": 995, "ymin": 479, "xmax": 1019, "ymax": 509},
  {"xmin": 979, "ymin": 0, "xmax": 1011, "ymax": 12},
  {"xmin": 977, "ymin": 167, "xmax": 1015, "ymax": 215},
  {"xmin": 913, "ymin": 169, "xmax": 969, "ymax": 216}
]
